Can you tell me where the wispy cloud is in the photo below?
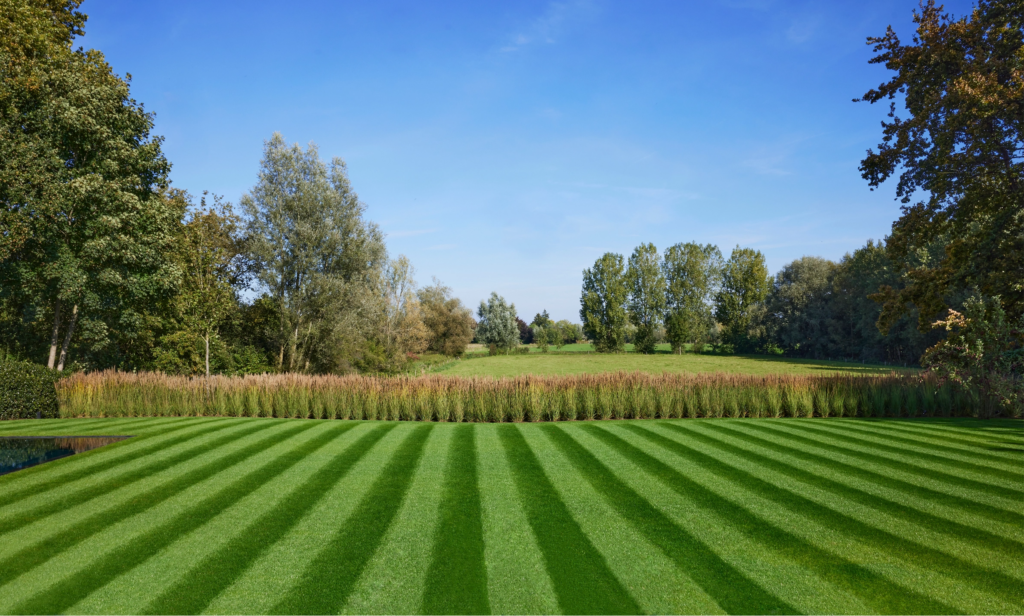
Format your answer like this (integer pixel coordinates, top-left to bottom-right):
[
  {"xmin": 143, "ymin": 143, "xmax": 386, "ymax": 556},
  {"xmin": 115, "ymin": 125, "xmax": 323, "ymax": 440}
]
[
  {"xmin": 786, "ymin": 13, "xmax": 822, "ymax": 44},
  {"xmin": 500, "ymin": 0, "xmax": 597, "ymax": 52}
]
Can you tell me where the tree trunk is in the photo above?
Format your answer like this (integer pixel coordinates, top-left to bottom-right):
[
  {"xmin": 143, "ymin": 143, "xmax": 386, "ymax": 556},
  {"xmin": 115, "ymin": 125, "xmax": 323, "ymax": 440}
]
[
  {"xmin": 47, "ymin": 302, "xmax": 63, "ymax": 369},
  {"xmin": 205, "ymin": 334, "xmax": 210, "ymax": 377},
  {"xmin": 56, "ymin": 304, "xmax": 78, "ymax": 371}
]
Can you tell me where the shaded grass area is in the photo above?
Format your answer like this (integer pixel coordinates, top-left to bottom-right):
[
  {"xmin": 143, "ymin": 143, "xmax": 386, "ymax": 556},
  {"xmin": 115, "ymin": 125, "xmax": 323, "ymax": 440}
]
[
  {"xmin": 0, "ymin": 416, "xmax": 1020, "ymax": 614},
  {"xmin": 441, "ymin": 349, "xmax": 917, "ymax": 378}
]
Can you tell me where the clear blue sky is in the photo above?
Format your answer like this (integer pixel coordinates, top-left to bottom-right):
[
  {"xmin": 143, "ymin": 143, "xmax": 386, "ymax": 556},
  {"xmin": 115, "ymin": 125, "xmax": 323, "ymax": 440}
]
[{"xmin": 79, "ymin": 0, "xmax": 974, "ymax": 323}]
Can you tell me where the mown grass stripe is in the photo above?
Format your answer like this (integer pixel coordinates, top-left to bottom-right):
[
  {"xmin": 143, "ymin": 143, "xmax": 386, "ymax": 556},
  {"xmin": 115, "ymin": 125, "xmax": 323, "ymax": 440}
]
[
  {"xmin": 0, "ymin": 420, "xmax": 293, "ymax": 590},
  {"xmin": 0, "ymin": 420, "xmax": 246, "ymax": 529},
  {"xmin": 824, "ymin": 421, "xmax": 1024, "ymax": 464},
  {"xmin": 545, "ymin": 425, "xmax": 801, "ymax": 615},
  {"xmin": 9, "ymin": 421, "xmax": 333, "ymax": 615},
  {"xmin": 0, "ymin": 418, "xmax": 141, "ymax": 435},
  {"xmin": 475, "ymin": 426, "xmax": 560, "ymax": 614},
  {"xmin": 142, "ymin": 423, "xmax": 391, "ymax": 615},
  {"xmin": 678, "ymin": 423, "xmax": 1023, "ymax": 557},
  {"xmin": 712, "ymin": 422, "xmax": 1023, "ymax": 526},
  {"xmin": 654, "ymin": 423, "xmax": 1024, "ymax": 607},
  {"xmin": 756, "ymin": 422, "xmax": 1023, "ymax": 500},
  {"xmin": 0, "ymin": 418, "xmax": 230, "ymax": 505},
  {"xmin": 421, "ymin": 424, "xmax": 489, "ymax": 615},
  {"xmin": 790, "ymin": 421, "xmax": 1024, "ymax": 480},
  {"xmin": 498, "ymin": 424, "xmax": 639, "ymax": 615},
  {"xmin": 271, "ymin": 424, "xmax": 434, "ymax": 615},
  {"xmin": 878, "ymin": 421, "xmax": 1024, "ymax": 451}
]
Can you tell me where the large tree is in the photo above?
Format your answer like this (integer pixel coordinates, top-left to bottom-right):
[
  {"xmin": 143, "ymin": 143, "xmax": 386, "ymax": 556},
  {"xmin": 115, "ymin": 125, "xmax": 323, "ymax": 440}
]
[
  {"xmin": 241, "ymin": 133, "xmax": 386, "ymax": 373},
  {"xmin": 764, "ymin": 256, "xmax": 836, "ymax": 358},
  {"xmin": 662, "ymin": 242, "xmax": 723, "ymax": 353},
  {"xmin": 715, "ymin": 246, "xmax": 771, "ymax": 352},
  {"xmin": 626, "ymin": 243, "xmax": 666, "ymax": 354},
  {"xmin": 857, "ymin": 0, "xmax": 1023, "ymax": 329},
  {"xmin": 0, "ymin": 0, "xmax": 179, "ymax": 370},
  {"xmin": 580, "ymin": 252, "xmax": 628, "ymax": 352}
]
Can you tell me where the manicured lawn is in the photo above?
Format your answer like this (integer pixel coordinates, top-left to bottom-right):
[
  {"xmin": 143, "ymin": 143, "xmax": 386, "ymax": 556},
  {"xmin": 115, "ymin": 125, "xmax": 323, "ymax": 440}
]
[
  {"xmin": 0, "ymin": 417, "xmax": 1020, "ymax": 614},
  {"xmin": 438, "ymin": 350, "xmax": 916, "ymax": 378}
]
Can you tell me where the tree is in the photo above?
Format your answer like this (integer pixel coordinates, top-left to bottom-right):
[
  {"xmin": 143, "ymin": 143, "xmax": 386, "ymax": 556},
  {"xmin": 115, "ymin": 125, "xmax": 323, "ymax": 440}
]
[
  {"xmin": 418, "ymin": 280, "xmax": 474, "ymax": 357},
  {"xmin": 531, "ymin": 311, "xmax": 552, "ymax": 327},
  {"xmin": 0, "ymin": 0, "xmax": 178, "ymax": 370},
  {"xmin": 626, "ymin": 243, "xmax": 666, "ymax": 354},
  {"xmin": 476, "ymin": 293, "xmax": 520, "ymax": 351},
  {"xmin": 857, "ymin": 0, "xmax": 1024, "ymax": 329},
  {"xmin": 715, "ymin": 246, "xmax": 771, "ymax": 352},
  {"xmin": 662, "ymin": 242, "xmax": 723, "ymax": 353},
  {"xmin": 241, "ymin": 133, "xmax": 386, "ymax": 373},
  {"xmin": 516, "ymin": 317, "xmax": 533, "ymax": 344},
  {"xmin": 580, "ymin": 253, "xmax": 629, "ymax": 352},
  {"xmin": 167, "ymin": 193, "xmax": 248, "ymax": 376},
  {"xmin": 923, "ymin": 295, "xmax": 1023, "ymax": 416},
  {"xmin": 370, "ymin": 255, "xmax": 429, "ymax": 371},
  {"xmin": 764, "ymin": 256, "xmax": 837, "ymax": 358}
]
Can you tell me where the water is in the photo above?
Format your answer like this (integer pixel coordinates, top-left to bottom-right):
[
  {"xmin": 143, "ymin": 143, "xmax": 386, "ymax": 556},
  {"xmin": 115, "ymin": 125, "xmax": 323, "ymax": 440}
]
[{"xmin": 0, "ymin": 436, "xmax": 131, "ymax": 476}]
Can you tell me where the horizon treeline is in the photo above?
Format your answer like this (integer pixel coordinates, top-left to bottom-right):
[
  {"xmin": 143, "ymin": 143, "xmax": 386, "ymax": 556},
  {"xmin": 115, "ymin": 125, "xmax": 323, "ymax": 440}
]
[{"xmin": 580, "ymin": 240, "xmax": 943, "ymax": 363}]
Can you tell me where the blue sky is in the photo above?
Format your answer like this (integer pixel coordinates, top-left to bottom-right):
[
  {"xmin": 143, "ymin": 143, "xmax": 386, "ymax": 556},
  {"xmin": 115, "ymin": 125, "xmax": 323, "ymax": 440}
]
[{"xmin": 80, "ymin": 0, "xmax": 975, "ymax": 323}]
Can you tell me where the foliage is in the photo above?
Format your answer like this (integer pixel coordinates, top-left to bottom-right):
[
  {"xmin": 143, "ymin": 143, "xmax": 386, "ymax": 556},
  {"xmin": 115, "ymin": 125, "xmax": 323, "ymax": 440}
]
[
  {"xmin": 476, "ymin": 293, "xmax": 520, "ymax": 351},
  {"xmin": 0, "ymin": 359, "xmax": 60, "ymax": 420},
  {"xmin": 241, "ymin": 133, "xmax": 387, "ymax": 373},
  {"xmin": 0, "ymin": 0, "xmax": 178, "ymax": 371},
  {"xmin": 531, "ymin": 310, "xmax": 552, "ymax": 328},
  {"xmin": 923, "ymin": 295, "xmax": 1023, "ymax": 416},
  {"xmin": 626, "ymin": 243, "xmax": 666, "ymax": 354},
  {"xmin": 765, "ymin": 257, "xmax": 837, "ymax": 358},
  {"xmin": 418, "ymin": 280, "xmax": 475, "ymax": 357},
  {"xmin": 715, "ymin": 247, "xmax": 771, "ymax": 352},
  {"xmin": 858, "ymin": 0, "xmax": 1024, "ymax": 329},
  {"xmin": 162, "ymin": 193, "xmax": 249, "ymax": 376},
  {"xmin": 662, "ymin": 242, "xmax": 723, "ymax": 353},
  {"xmin": 580, "ymin": 253, "xmax": 628, "ymax": 353},
  {"xmin": 516, "ymin": 318, "xmax": 533, "ymax": 344}
]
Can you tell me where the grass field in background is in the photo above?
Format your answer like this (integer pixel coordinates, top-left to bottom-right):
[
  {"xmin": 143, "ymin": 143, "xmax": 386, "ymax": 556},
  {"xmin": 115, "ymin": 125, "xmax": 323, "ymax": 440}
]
[
  {"xmin": 0, "ymin": 416, "xmax": 1020, "ymax": 614},
  {"xmin": 438, "ymin": 349, "xmax": 916, "ymax": 378}
]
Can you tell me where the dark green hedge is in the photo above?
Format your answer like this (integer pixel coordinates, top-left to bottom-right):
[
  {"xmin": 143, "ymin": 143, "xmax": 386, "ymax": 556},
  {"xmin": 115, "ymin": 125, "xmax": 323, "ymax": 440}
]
[{"xmin": 0, "ymin": 361, "xmax": 60, "ymax": 420}]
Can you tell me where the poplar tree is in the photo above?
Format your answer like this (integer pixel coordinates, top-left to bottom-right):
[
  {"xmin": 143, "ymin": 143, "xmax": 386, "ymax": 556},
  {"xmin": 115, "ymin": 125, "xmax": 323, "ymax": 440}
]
[
  {"xmin": 662, "ymin": 242, "xmax": 723, "ymax": 353},
  {"xmin": 580, "ymin": 253, "xmax": 628, "ymax": 352},
  {"xmin": 626, "ymin": 243, "xmax": 666, "ymax": 354},
  {"xmin": 715, "ymin": 246, "xmax": 771, "ymax": 352}
]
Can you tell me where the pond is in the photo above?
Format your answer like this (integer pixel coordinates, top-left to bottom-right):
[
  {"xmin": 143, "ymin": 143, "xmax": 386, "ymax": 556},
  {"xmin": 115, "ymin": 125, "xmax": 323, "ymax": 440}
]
[{"xmin": 0, "ymin": 436, "xmax": 132, "ymax": 476}]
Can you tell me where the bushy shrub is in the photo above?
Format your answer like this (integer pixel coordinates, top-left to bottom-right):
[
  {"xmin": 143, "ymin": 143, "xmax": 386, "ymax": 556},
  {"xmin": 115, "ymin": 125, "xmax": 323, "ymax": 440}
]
[{"xmin": 0, "ymin": 360, "xmax": 61, "ymax": 420}]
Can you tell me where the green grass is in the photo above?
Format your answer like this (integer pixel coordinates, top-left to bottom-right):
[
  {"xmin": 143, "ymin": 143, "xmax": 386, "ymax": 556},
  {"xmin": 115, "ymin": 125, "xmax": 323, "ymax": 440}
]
[
  {"xmin": 437, "ymin": 349, "xmax": 917, "ymax": 378},
  {"xmin": 0, "ymin": 417, "xmax": 1021, "ymax": 614}
]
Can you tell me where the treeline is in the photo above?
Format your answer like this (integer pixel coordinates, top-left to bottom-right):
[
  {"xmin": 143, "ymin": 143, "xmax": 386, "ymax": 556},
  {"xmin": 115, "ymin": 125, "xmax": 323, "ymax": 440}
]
[
  {"xmin": 580, "ymin": 241, "xmax": 941, "ymax": 363},
  {"xmin": 0, "ymin": 4, "xmax": 474, "ymax": 375}
]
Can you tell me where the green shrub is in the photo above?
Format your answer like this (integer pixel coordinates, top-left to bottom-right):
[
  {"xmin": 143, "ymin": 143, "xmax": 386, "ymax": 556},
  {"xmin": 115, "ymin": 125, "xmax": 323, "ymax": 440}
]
[{"xmin": 0, "ymin": 361, "xmax": 61, "ymax": 420}]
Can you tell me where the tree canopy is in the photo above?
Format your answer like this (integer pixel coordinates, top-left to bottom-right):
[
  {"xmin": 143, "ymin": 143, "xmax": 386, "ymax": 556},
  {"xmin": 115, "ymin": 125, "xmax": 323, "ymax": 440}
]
[{"xmin": 857, "ymin": 0, "xmax": 1023, "ymax": 328}]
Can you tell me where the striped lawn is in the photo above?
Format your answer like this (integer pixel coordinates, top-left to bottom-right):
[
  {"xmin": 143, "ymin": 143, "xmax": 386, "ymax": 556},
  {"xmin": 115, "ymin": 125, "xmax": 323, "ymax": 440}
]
[{"xmin": 0, "ymin": 417, "xmax": 1021, "ymax": 615}]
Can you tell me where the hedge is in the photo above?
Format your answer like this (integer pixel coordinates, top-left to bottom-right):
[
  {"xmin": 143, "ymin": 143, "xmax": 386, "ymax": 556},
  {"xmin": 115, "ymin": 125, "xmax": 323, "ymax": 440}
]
[{"xmin": 0, "ymin": 360, "xmax": 61, "ymax": 420}]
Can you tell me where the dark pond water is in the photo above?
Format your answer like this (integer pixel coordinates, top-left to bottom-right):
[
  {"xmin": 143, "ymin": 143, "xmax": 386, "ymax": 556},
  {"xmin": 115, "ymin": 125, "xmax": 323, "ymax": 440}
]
[{"xmin": 0, "ymin": 436, "xmax": 131, "ymax": 476}]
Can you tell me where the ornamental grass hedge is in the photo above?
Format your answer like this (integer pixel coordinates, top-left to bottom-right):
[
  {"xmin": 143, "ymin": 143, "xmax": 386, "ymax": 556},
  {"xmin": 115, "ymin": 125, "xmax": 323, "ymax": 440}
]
[{"xmin": 52, "ymin": 369, "xmax": 1014, "ymax": 421}]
